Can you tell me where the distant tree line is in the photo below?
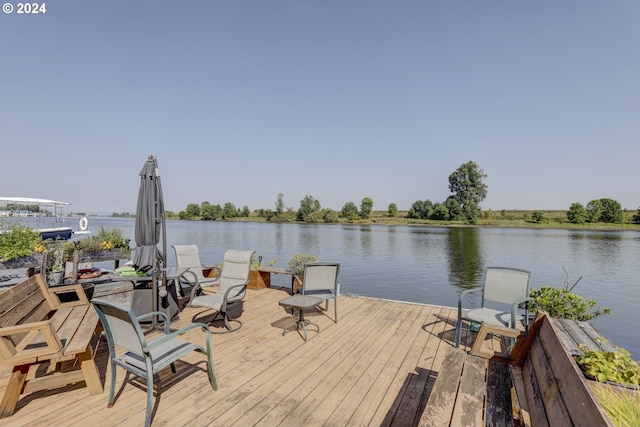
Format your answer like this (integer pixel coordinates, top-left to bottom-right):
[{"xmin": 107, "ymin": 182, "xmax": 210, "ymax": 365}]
[
  {"xmin": 176, "ymin": 161, "xmax": 490, "ymax": 224},
  {"xmin": 173, "ymin": 159, "xmax": 640, "ymax": 226},
  {"xmin": 567, "ymin": 198, "xmax": 626, "ymax": 224}
]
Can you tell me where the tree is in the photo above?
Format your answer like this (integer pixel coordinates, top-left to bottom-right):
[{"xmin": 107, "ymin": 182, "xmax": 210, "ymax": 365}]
[
  {"xmin": 275, "ymin": 193, "xmax": 285, "ymax": 215},
  {"xmin": 387, "ymin": 203, "xmax": 398, "ymax": 218},
  {"xmin": 586, "ymin": 199, "xmax": 603, "ymax": 223},
  {"xmin": 341, "ymin": 202, "xmax": 360, "ymax": 221},
  {"xmin": 598, "ymin": 198, "xmax": 623, "ymax": 223},
  {"xmin": 297, "ymin": 195, "xmax": 321, "ymax": 221},
  {"xmin": 407, "ymin": 200, "xmax": 433, "ymax": 219},
  {"xmin": 567, "ymin": 202, "xmax": 588, "ymax": 224},
  {"xmin": 222, "ymin": 202, "xmax": 237, "ymax": 219},
  {"xmin": 431, "ymin": 203, "xmax": 449, "ymax": 220},
  {"xmin": 633, "ymin": 207, "xmax": 640, "ymax": 225},
  {"xmin": 240, "ymin": 205, "xmax": 251, "ymax": 217},
  {"xmin": 323, "ymin": 209, "xmax": 340, "ymax": 223},
  {"xmin": 200, "ymin": 201, "xmax": 216, "ymax": 220},
  {"xmin": 360, "ymin": 197, "xmax": 373, "ymax": 219},
  {"xmin": 444, "ymin": 196, "xmax": 463, "ymax": 220},
  {"xmin": 183, "ymin": 203, "xmax": 200, "ymax": 219},
  {"xmin": 448, "ymin": 161, "xmax": 488, "ymax": 223}
]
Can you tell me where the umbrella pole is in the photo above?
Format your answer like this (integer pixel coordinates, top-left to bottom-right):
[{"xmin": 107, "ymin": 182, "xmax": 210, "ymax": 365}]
[{"xmin": 151, "ymin": 160, "xmax": 168, "ymax": 330}]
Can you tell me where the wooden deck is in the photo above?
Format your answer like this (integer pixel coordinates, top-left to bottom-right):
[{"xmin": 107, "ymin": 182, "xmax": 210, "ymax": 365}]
[{"xmin": 0, "ymin": 286, "xmax": 487, "ymax": 426}]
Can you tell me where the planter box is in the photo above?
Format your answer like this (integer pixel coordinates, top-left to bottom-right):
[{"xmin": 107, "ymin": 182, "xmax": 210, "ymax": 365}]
[
  {"xmin": 76, "ymin": 248, "xmax": 124, "ymax": 263},
  {"xmin": 0, "ymin": 253, "xmax": 44, "ymax": 270},
  {"xmin": 247, "ymin": 270, "xmax": 267, "ymax": 290}
]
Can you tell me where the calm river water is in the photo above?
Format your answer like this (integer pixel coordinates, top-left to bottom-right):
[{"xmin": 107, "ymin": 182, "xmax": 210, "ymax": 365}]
[{"xmin": 87, "ymin": 218, "xmax": 640, "ymax": 360}]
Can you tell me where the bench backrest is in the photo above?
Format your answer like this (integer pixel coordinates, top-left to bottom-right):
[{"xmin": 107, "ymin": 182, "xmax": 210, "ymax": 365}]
[
  {"xmin": 516, "ymin": 313, "xmax": 612, "ymax": 426},
  {"xmin": 0, "ymin": 274, "xmax": 53, "ymax": 329}
]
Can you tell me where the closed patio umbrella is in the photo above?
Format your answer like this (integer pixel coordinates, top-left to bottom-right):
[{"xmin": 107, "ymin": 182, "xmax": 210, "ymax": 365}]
[{"xmin": 133, "ymin": 154, "xmax": 167, "ymax": 327}]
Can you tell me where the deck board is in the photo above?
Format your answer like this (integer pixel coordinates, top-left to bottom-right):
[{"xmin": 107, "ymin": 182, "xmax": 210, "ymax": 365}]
[{"xmin": 0, "ymin": 286, "xmax": 482, "ymax": 427}]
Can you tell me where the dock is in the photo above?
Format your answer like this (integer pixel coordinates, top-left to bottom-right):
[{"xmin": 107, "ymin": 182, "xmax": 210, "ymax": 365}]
[{"xmin": 0, "ymin": 286, "xmax": 501, "ymax": 426}]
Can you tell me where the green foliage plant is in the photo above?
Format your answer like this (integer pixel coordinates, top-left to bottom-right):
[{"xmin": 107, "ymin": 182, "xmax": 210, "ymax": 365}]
[
  {"xmin": 592, "ymin": 383, "xmax": 640, "ymax": 427},
  {"xmin": 0, "ymin": 223, "xmax": 43, "ymax": 261},
  {"xmin": 297, "ymin": 195, "xmax": 321, "ymax": 222},
  {"xmin": 287, "ymin": 253, "xmax": 319, "ymax": 275},
  {"xmin": 250, "ymin": 254, "xmax": 277, "ymax": 270},
  {"xmin": 387, "ymin": 203, "xmax": 398, "ymax": 218},
  {"xmin": 567, "ymin": 202, "xmax": 588, "ymax": 224},
  {"xmin": 74, "ymin": 227, "xmax": 131, "ymax": 259},
  {"xmin": 448, "ymin": 160, "xmax": 488, "ymax": 224},
  {"xmin": 587, "ymin": 199, "xmax": 603, "ymax": 223},
  {"xmin": 633, "ymin": 207, "xmax": 640, "ymax": 225},
  {"xmin": 576, "ymin": 347, "xmax": 640, "ymax": 387},
  {"xmin": 360, "ymin": 197, "xmax": 374, "ymax": 219},
  {"xmin": 599, "ymin": 198, "xmax": 624, "ymax": 224},
  {"xmin": 530, "ymin": 286, "xmax": 611, "ymax": 321},
  {"xmin": 341, "ymin": 201, "xmax": 360, "ymax": 221},
  {"xmin": 532, "ymin": 211, "xmax": 548, "ymax": 224}
]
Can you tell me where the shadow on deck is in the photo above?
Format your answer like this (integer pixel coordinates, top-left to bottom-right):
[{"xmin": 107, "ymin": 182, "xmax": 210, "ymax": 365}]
[{"xmin": 0, "ymin": 286, "xmax": 483, "ymax": 426}]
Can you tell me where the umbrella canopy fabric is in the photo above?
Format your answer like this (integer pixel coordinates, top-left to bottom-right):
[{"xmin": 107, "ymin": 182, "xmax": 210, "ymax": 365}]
[{"xmin": 133, "ymin": 154, "xmax": 166, "ymax": 271}]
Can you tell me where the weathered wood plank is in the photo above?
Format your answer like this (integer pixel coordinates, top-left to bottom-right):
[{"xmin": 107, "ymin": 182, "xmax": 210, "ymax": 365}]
[
  {"xmin": 540, "ymin": 319, "xmax": 613, "ymax": 427},
  {"xmin": 419, "ymin": 347, "xmax": 465, "ymax": 427},
  {"xmin": 528, "ymin": 334, "xmax": 572, "ymax": 426},
  {"xmin": 509, "ymin": 366, "xmax": 531, "ymax": 427},
  {"xmin": 450, "ymin": 354, "xmax": 486, "ymax": 427},
  {"xmin": 485, "ymin": 359, "xmax": 514, "ymax": 427}
]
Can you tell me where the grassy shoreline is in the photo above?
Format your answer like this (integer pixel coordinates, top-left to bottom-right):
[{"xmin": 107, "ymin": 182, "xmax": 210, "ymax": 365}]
[{"xmin": 159, "ymin": 210, "xmax": 640, "ymax": 232}]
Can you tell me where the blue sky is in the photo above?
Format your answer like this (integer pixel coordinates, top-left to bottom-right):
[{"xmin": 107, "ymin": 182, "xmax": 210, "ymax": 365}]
[{"xmin": 2, "ymin": 1, "xmax": 639, "ymax": 214}]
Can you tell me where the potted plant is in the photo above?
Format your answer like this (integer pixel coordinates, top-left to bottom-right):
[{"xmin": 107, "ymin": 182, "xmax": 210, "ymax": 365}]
[
  {"xmin": 247, "ymin": 254, "xmax": 277, "ymax": 290},
  {"xmin": 42, "ymin": 240, "xmax": 67, "ymax": 286},
  {"xmin": 529, "ymin": 286, "xmax": 611, "ymax": 321},
  {"xmin": 575, "ymin": 346, "xmax": 640, "ymax": 388},
  {"xmin": 73, "ymin": 227, "xmax": 131, "ymax": 261},
  {"xmin": 0, "ymin": 223, "xmax": 44, "ymax": 269},
  {"xmin": 287, "ymin": 253, "xmax": 319, "ymax": 292}
]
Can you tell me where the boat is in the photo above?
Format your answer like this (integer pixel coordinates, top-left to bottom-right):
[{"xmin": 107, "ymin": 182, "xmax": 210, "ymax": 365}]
[{"xmin": 0, "ymin": 196, "xmax": 90, "ymax": 241}]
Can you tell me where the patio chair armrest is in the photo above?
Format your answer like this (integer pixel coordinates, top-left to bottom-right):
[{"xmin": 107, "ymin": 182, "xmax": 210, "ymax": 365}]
[
  {"xmin": 457, "ymin": 288, "xmax": 481, "ymax": 311},
  {"xmin": 511, "ymin": 297, "xmax": 536, "ymax": 328},
  {"xmin": 220, "ymin": 282, "xmax": 248, "ymax": 311},
  {"xmin": 137, "ymin": 311, "xmax": 171, "ymax": 334},
  {"xmin": 146, "ymin": 322, "xmax": 213, "ymax": 352}
]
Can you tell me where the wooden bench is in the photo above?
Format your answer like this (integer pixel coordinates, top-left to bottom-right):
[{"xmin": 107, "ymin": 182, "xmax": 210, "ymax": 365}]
[
  {"xmin": 419, "ymin": 312, "xmax": 613, "ymax": 426},
  {"xmin": 0, "ymin": 274, "xmax": 102, "ymax": 418}
]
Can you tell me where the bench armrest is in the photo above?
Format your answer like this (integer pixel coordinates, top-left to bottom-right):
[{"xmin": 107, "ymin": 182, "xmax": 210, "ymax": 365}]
[{"xmin": 0, "ymin": 320, "xmax": 62, "ymax": 363}]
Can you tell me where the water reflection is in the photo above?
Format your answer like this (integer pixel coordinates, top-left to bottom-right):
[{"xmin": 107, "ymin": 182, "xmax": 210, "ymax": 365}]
[
  {"xmin": 447, "ymin": 228, "xmax": 484, "ymax": 289},
  {"xmin": 359, "ymin": 226, "xmax": 373, "ymax": 258}
]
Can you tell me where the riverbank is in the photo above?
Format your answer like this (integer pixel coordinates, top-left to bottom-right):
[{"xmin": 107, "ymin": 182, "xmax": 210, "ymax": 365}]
[{"xmin": 156, "ymin": 209, "xmax": 640, "ymax": 232}]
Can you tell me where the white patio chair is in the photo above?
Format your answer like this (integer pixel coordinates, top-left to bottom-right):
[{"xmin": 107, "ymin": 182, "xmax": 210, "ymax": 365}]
[
  {"xmin": 455, "ymin": 267, "xmax": 532, "ymax": 348},
  {"xmin": 172, "ymin": 244, "xmax": 219, "ymax": 296},
  {"xmin": 189, "ymin": 249, "xmax": 255, "ymax": 333},
  {"xmin": 299, "ymin": 262, "xmax": 341, "ymax": 323}
]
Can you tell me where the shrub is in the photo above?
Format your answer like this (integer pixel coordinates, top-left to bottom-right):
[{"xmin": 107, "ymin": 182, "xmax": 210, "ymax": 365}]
[
  {"xmin": 592, "ymin": 383, "xmax": 640, "ymax": 427},
  {"xmin": 287, "ymin": 253, "xmax": 319, "ymax": 275},
  {"xmin": 567, "ymin": 202, "xmax": 588, "ymax": 224},
  {"xmin": 532, "ymin": 211, "xmax": 548, "ymax": 224},
  {"xmin": 576, "ymin": 347, "xmax": 640, "ymax": 386},
  {"xmin": 530, "ymin": 286, "xmax": 611, "ymax": 321},
  {"xmin": 0, "ymin": 223, "xmax": 43, "ymax": 261}
]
